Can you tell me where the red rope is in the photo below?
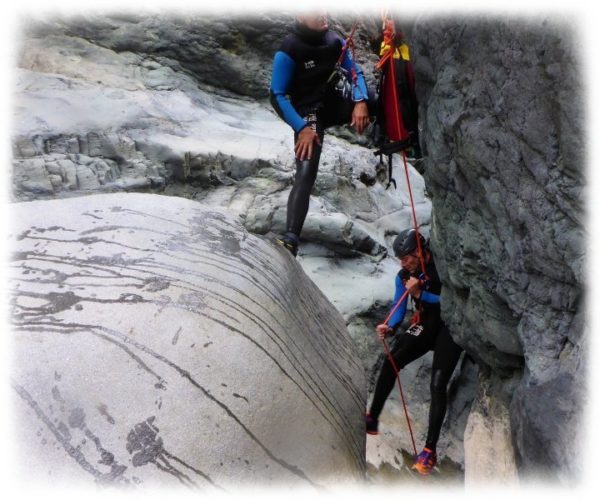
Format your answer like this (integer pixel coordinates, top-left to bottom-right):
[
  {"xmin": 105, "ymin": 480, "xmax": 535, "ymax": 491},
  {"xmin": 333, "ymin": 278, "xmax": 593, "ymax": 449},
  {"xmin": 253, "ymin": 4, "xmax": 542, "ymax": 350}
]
[
  {"xmin": 381, "ymin": 337, "xmax": 418, "ymax": 457},
  {"xmin": 374, "ymin": 14, "xmax": 427, "ymax": 459},
  {"xmin": 375, "ymin": 19, "xmax": 395, "ymax": 71},
  {"xmin": 335, "ymin": 20, "xmax": 361, "ymax": 94},
  {"xmin": 378, "ymin": 288, "xmax": 418, "ymax": 456},
  {"xmin": 336, "ymin": 20, "xmax": 359, "ymax": 66},
  {"xmin": 380, "ymin": 16, "xmax": 427, "ymax": 276},
  {"xmin": 401, "ymin": 149, "xmax": 427, "ymax": 276},
  {"xmin": 383, "ymin": 289, "xmax": 410, "ymax": 326}
]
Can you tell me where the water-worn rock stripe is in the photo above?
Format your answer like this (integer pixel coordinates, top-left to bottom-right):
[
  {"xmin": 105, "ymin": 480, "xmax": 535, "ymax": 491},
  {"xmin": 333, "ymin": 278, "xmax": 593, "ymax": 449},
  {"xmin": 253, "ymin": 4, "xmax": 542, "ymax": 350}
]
[
  {"xmin": 11, "ymin": 213, "xmax": 365, "ymax": 468},
  {"xmin": 10, "ymin": 193, "xmax": 367, "ymax": 486},
  {"xmin": 11, "ymin": 245, "xmax": 364, "ymax": 469}
]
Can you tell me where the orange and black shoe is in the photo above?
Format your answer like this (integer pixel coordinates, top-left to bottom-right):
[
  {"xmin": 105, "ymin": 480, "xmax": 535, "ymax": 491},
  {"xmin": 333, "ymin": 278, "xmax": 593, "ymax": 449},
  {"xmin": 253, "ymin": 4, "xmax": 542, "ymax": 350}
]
[
  {"xmin": 275, "ymin": 232, "xmax": 299, "ymax": 257},
  {"xmin": 365, "ymin": 413, "xmax": 379, "ymax": 435},
  {"xmin": 412, "ymin": 447, "xmax": 437, "ymax": 476}
]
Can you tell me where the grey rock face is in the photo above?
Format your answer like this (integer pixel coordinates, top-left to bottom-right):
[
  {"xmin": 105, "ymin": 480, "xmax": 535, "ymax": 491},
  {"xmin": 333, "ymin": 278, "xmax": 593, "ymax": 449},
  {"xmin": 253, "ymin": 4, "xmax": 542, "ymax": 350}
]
[
  {"xmin": 463, "ymin": 369, "xmax": 520, "ymax": 484},
  {"xmin": 411, "ymin": 17, "xmax": 585, "ymax": 480},
  {"xmin": 17, "ymin": 13, "xmax": 378, "ymax": 101},
  {"xmin": 9, "ymin": 193, "xmax": 366, "ymax": 488},
  {"xmin": 11, "ymin": 11, "xmax": 591, "ymax": 484}
]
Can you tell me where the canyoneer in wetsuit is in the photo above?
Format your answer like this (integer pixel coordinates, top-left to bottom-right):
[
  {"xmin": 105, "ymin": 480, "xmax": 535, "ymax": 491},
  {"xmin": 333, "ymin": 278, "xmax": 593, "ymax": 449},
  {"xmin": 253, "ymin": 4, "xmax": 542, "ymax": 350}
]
[
  {"xmin": 365, "ymin": 228, "xmax": 463, "ymax": 475},
  {"xmin": 269, "ymin": 10, "xmax": 371, "ymax": 256}
]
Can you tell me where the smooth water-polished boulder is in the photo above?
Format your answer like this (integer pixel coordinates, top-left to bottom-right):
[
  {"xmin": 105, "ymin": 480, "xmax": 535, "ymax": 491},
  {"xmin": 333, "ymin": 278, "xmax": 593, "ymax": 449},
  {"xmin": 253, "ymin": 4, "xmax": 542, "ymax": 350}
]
[{"xmin": 10, "ymin": 193, "xmax": 366, "ymax": 489}]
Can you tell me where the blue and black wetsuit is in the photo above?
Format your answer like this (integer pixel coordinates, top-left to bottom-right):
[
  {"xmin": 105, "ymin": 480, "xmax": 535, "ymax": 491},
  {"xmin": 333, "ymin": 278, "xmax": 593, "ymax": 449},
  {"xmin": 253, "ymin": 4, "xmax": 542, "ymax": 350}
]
[
  {"xmin": 270, "ymin": 22, "xmax": 371, "ymax": 238},
  {"xmin": 369, "ymin": 254, "xmax": 463, "ymax": 452}
]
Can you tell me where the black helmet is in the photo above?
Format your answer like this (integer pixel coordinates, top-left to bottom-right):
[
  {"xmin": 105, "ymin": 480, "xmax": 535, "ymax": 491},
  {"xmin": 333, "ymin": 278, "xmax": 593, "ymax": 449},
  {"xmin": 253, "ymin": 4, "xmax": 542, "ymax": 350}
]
[{"xmin": 393, "ymin": 228, "xmax": 426, "ymax": 258}]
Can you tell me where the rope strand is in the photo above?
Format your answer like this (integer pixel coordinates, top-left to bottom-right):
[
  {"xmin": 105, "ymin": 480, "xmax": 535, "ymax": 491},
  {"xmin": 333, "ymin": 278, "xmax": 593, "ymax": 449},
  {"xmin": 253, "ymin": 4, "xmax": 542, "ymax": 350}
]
[
  {"xmin": 374, "ymin": 13, "xmax": 426, "ymax": 459},
  {"xmin": 381, "ymin": 337, "xmax": 418, "ymax": 456}
]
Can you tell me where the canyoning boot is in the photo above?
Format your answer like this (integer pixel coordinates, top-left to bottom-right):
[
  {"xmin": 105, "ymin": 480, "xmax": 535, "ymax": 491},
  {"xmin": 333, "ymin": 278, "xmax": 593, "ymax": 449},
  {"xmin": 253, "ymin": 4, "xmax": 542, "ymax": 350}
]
[
  {"xmin": 365, "ymin": 413, "xmax": 379, "ymax": 435},
  {"xmin": 275, "ymin": 232, "xmax": 299, "ymax": 257},
  {"xmin": 411, "ymin": 447, "xmax": 437, "ymax": 476}
]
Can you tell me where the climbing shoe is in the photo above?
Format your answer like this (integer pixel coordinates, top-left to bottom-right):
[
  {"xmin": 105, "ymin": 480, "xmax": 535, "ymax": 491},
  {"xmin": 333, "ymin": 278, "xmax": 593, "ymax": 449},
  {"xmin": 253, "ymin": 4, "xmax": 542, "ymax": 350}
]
[
  {"xmin": 275, "ymin": 232, "xmax": 299, "ymax": 257},
  {"xmin": 365, "ymin": 413, "xmax": 379, "ymax": 435},
  {"xmin": 411, "ymin": 447, "xmax": 437, "ymax": 476}
]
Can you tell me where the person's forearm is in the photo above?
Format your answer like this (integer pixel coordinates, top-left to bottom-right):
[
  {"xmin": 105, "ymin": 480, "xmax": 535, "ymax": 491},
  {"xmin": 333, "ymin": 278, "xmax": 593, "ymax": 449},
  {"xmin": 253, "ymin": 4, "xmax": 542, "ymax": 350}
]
[
  {"xmin": 419, "ymin": 290, "xmax": 440, "ymax": 304},
  {"xmin": 388, "ymin": 278, "xmax": 408, "ymax": 329}
]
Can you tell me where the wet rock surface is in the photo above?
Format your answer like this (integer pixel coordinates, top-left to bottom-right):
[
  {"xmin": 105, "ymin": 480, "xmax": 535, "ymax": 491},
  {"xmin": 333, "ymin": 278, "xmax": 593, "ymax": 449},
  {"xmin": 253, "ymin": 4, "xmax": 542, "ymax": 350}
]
[
  {"xmin": 10, "ymin": 193, "xmax": 366, "ymax": 488},
  {"xmin": 411, "ymin": 16, "xmax": 585, "ymax": 482},
  {"xmin": 10, "ymin": 11, "xmax": 586, "ymax": 486}
]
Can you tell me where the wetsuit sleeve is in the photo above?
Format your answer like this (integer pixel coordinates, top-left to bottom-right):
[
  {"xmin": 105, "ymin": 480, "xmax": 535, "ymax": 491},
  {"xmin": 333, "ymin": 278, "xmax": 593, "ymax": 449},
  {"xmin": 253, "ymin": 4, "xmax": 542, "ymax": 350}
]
[
  {"xmin": 388, "ymin": 275, "xmax": 408, "ymax": 330},
  {"xmin": 269, "ymin": 51, "xmax": 308, "ymax": 133},
  {"xmin": 420, "ymin": 290, "xmax": 440, "ymax": 304},
  {"xmin": 339, "ymin": 42, "xmax": 369, "ymax": 102}
]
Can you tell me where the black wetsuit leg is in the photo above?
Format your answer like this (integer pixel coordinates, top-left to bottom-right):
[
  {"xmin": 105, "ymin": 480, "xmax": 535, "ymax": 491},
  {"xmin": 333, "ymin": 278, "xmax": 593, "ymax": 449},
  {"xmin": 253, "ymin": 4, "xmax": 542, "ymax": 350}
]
[
  {"xmin": 286, "ymin": 90, "xmax": 376, "ymax": 236},
  {"xmin": 424, "ymin": 324, "xmax": 463, "ymax": 451},
  {"xmin": 368, "ymin": 327, "xmax": 436, "ymax": 420},
  {"xmin": 286, "ymin": 121, "xmax": 325, "ymax": 236}
]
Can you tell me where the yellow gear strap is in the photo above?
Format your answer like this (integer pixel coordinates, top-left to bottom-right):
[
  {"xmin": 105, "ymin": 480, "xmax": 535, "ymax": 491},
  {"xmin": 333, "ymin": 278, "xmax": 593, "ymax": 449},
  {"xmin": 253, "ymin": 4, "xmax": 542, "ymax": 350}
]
[{"xmin": 379, "ymin": 41, "xmax": 411, "ymax": 61}]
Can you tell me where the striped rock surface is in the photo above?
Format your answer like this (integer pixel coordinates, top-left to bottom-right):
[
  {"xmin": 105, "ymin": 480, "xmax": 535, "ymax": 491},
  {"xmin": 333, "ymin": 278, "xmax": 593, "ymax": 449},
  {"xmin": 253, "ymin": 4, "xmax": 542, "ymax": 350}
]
[{"xmin": 9, "ymin": 192, "xmax": 366, "ymax": 490}]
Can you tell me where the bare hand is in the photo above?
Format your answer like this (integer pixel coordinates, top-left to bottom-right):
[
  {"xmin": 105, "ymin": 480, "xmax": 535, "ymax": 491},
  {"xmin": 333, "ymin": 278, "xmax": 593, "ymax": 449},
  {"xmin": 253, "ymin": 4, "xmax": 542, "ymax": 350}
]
[
  {"xmin": 350, "ymin": 101, "xmax": 369, "ymax": 135},
  {"xmin": 376, "ymin": 323, "xmax": 392, "ymax": 340},
  {"xmin": 405, "ymin": 277, "xmax": 422, "ymax": 298},
  {"xmin": 294, "ymin": 127, "xmax": 321, "ymax": 161}
]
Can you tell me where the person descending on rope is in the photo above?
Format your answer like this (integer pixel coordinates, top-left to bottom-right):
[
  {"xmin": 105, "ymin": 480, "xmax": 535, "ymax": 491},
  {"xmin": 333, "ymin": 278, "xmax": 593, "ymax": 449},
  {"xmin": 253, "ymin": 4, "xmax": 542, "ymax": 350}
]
[
  {"xmin": 365, "ymin": 228, "xmax": 463, "ymax": 476},
  {"xmin": 269, "ymin": 10, "xmax": 372, "ymax": 256}
]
